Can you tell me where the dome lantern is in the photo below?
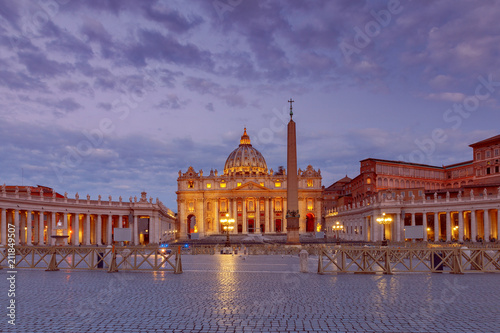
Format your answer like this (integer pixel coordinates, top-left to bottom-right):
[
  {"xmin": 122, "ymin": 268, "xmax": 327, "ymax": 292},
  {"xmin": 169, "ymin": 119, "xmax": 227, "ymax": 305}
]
[{"xmin": 224, "ymin": 128, "xmax": 268, "ymax": 176}]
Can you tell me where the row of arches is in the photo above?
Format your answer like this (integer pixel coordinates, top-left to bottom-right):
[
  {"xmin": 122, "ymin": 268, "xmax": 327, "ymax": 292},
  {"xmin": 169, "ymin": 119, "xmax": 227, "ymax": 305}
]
[{"xmin": 377, "ymin": 177, "xmax": 473, "ymax": 190}]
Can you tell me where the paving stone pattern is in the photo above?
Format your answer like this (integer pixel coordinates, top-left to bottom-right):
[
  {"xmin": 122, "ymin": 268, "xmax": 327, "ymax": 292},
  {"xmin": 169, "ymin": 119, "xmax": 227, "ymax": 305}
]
[{"xmin": 2, "ymin": 255, "xmax": 500, "ymax": 332}]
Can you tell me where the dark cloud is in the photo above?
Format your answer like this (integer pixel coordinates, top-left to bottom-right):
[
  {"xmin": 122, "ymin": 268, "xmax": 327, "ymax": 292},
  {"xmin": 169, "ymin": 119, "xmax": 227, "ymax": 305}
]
[
  {"xmin": 17, "ymin": 51, "xmax": 73, "ymax": 77},
  {"xmin": 205, "ymin": 102, "xmax": 214, "ymax": 112},
  {"xmin": 0, "ymin": 70, "xmax": 48, "ymax": 91},
  {"xmin": 126, "ymin": 29, "xmax": 214, "ymax": 70},
  {"xmin": 155, "ymin": 94, "xmax": 189, "ymax": 110}
]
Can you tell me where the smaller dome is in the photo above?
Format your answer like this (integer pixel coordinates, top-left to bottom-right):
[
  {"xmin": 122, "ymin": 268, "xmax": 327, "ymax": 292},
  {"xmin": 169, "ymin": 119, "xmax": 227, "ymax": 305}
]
[{"xmin": 224, "ymin": 128, "xmax": 268, "ymax": 176}]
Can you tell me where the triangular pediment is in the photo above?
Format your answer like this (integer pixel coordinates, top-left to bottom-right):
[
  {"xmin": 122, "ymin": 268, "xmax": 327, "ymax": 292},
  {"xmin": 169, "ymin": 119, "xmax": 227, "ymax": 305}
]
[{"xmin": 234, "ymin": 181, "xmax": 271, "ymax": 191}]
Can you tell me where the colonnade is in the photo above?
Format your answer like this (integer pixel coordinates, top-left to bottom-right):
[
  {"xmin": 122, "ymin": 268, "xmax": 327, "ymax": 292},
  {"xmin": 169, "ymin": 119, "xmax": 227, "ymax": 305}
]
[
  {"xmin": 326, "ymin": 196, "xmax": 500, "ymax": 243},
  {"xmin": 0, "ymin": 191, "xmax": 177, "ymax": 246}
]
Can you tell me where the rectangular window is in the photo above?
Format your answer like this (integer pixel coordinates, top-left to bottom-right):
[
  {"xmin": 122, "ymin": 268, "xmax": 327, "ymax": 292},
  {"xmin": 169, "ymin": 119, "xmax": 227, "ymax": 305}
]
[
  {"xmin": 495, "ymin": 149, "xmax": 499, "ymax": 157},
  {"xmin": 496, "ymin": 166, "xmax": 499, "ymax": 173},
  {"xmin": 307, "ymin": 179, "xmax": 313, "ymax": 187},
  {"xmin": 188, "ymin": 181, "xmax": 194, "ymax": 189},
  {"xmin": 206, "ymin": 183, "xmax": 211, "ymax": 189},
  {"xmin": 237, "ymin": 182, "xmax": 242, "ymax": 187},
  {"xmin": 476, "ymin": 152, "xmax": 481, "ymax": 160},
  {"xmin": 486, "ymin": 151, "xmax": 491, "ymax": 158},
  {"xmin": 275, "ymin": 182, "xmax": 281, "ymax": 188},
  {"xmin": 220, "ymin": 182, "xmax": 226, "ymax": 188},
  {"xmin": 487, "ymin": 167, "xmax": 491, "ymax": 175}
]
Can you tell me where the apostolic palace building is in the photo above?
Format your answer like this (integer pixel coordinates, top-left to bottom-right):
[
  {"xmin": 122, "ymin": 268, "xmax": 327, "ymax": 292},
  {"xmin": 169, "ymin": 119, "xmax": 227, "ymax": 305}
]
[
  {"xmin": 325, "ymin": 134, "xmax": 500, "ymax": 244},
  {"xmin": 176, "ymin": 128, "xmax": 323, "ymax": 239}
]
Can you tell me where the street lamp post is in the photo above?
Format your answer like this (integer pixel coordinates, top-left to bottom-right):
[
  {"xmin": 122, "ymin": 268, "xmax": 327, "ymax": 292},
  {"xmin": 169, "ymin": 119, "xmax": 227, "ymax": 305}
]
[
  {"xmin": 376, "ymin": 213, "xmax": 393, "ymax": 247},
  {"xmin": 220, "ymin": 213, "xmax": 235, "ymax": 247},
  {"xmin": 332, "ymin": 221, "xmax": 344, "ymax": 245}
]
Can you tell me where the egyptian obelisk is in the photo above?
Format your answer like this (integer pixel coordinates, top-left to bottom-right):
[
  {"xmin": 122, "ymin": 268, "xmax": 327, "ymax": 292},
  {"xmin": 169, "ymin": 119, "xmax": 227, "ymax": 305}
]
[{"xmin": 286, "ymin": 98, "xmax": 300, "ymax": 244}]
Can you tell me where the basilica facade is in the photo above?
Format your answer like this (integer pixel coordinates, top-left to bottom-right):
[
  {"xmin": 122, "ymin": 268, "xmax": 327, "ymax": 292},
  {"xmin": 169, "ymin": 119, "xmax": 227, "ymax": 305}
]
[{"xmin": 176, "ymin": 128, "xmax": 322, "ymax": 239}]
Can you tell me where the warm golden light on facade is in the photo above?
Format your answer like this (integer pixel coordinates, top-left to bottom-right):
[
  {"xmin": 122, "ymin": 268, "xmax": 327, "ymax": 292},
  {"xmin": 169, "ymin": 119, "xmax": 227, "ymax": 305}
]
[
  {"xmin": 206, "ymin": 183, "xmax": 211, "ymax": 188},
  {"xmin": 275, "ymin": 182, "xmax": 281, "ymax": 188}
]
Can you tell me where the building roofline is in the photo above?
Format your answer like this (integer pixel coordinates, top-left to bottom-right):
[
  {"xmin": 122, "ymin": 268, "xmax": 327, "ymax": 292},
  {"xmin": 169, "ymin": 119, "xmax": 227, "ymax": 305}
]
[
  {"xmin": 469, "ymin": 134, "xmax": 500, "ymax": 148},
  {"xmin": 360, "ymin": 158, "xmax": 444, "ymax": 170}
]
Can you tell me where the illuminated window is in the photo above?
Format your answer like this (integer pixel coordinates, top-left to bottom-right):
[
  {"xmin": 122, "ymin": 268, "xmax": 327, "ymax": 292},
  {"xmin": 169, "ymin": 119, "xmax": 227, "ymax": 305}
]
[
  {"xmin": 188, "ymin": 201, "xmax": 194, "ymax": 212},
  {"xmin": 495, "ymin": 149, "xmax": 499, "ymax": 157},
  {"xmin": 260, "ymin": 182, "xmax": 264, "ymax": 187},
  {"xmin": 237, "ymin": 202, "xmax": 242, "ymax": 211},
  {"xmin": 206, "ymin": 183, "xmax": 211, "ymax": 189},
  {"xmin": 248, "ymin": 200, "xmax": 254, "ymax": 211},
  {"xmin": 275, "ymin": 199, "xmax": 282, "ymax": 211},
  {"xmin": 260, "ymin": 200, "xmax": 264, "ymax": 211},
  {"xmin": 220, "ymin": 181, "xmax": 226, "ymax": 188},
  {"xmin": 307, "ymin": 179, "xmax": 313, "ymax": 187},
  {"xmin": 275, "ymin": 182, "xmax": 281, "ymax": 188},
  {"xmin": 366, "ymin": 178, "xmax": 371, "ymax": 185},
  {"xmin": 307, "ymin": 199, "xmax": 313, "ymax": 211},
  {"xmin": 221, "ymin": 200, "xmax": 227, "ymax": 212},
  {"xmin": 237, "ymin": 182, "xmax": 242, "ymax": 187},
  {"xmin": 188, "ymin": 181, "xmax": 194, "ymax": 189}
]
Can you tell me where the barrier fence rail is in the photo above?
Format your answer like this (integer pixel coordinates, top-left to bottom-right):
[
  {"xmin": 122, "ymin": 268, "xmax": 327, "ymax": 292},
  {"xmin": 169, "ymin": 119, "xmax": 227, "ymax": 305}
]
[
  {"xmin": 0, "ymin": 246, "xmax": 182, "ymax": 273},
  {"xmin": 317, "ymin": 246, "xmax": 500, "ymax": 274}
]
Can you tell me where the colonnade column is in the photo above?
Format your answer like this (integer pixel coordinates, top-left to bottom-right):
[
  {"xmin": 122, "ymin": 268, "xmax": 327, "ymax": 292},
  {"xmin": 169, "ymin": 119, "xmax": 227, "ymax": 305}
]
[
  {"xmin": 26, "ymin": 211, "xmax": 32, "ymax": 245},
  {"xmin": 97, "ymin": 214, "xmax": 102, "ymax": 245},
  {"xmin": 434, "ymin": 212, "xmax": 439, "ymax": 242},
  {"xmin": 471, "ymin": 210, "xmax": 477, "ymax": 242},
  {"xmin": 445, "ymin": 211, "xmax": 451, "ymax": 242},
  {"xmin": 265, "ymin": 198, "xmax": 270, "ymax": 234},
  {"xmin": 73, "ymin": 213, "xmax": 79, "ymax": 246},
  {"xmin": 38, "ymin": 211, "xmax": 45, "ymax": 245},
  {"xmin": 484, "ymin": 209, "xmax": 490, "ymax": 241},
  {"xmin": 242, "ymin": 199, "xmax": 247, "ymax": 233},
  {"xmin": 20, "ymin": 212, "xmax": 26, "ymax": 245},
  {"xmin": 134, "ymin": 215, "xmax": 139, "ymax": 245},
  {"xmin": 497, "ymin": 209, "xmax": 500, "ymax": 241},
  {"xmin": 422, "ymin": 213, "xmax": 427, "ymax": 242},
  {"xmin": 1, "ymin": 209, "xmax": 5, "ymax": 245},
  {"xmin": 107, "ymin": 214, "xmax": 113, "ymax": 244},
  {"xmin": 14, "ymin": 210, "xmax": 20, "ymax": 245},
  {"xmin": 458, "ymin": 211, "xmax": 464, "ymax": 242},
  {"xmin": 51, "ymin": 212, "xmax": 56, "ymax": 245},
  {"xmin": 85, "ymin": 214, "xmax": 91, "ymax": 245}
]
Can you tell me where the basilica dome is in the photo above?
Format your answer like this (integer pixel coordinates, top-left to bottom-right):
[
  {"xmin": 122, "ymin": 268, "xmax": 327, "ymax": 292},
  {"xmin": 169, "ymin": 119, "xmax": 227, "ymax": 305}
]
[{"xmin": 224, "ymin": 128, "xmax": 268, "ymax": 176}]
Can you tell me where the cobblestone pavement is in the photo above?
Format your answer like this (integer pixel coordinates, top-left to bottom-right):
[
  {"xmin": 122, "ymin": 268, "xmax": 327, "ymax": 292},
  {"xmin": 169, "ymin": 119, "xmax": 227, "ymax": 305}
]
[{"xmin": 2, "ymin": 254, "xmax": 500, "ymax": 332}]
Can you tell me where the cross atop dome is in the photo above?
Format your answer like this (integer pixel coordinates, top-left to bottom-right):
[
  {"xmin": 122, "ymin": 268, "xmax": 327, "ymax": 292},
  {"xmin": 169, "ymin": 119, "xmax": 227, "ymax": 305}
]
[{"xmin": 239, "ymin": 127, "xmax": 251, "ymax": 145}]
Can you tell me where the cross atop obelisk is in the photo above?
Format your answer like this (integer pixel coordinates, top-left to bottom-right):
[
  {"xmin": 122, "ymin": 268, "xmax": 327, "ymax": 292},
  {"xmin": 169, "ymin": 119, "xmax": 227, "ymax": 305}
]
[
  {"xmin": 286, "ymin": 98, "xmax": 300, "ymax": 244},
  {"xmin": 288, "ymin": 98, "xmax": 294, "ymax": 119}
]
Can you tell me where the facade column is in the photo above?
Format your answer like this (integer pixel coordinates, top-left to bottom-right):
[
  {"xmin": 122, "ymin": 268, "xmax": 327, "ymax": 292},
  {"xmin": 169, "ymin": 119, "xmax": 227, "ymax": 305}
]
[
  {"xmin": 434, "ymin": 212, "xmax": 439, "ymax": 242},
  {"xmin": 484, "ymin": 209, "xmax": 490, "ymax": 241},
  {"xmin": 445, "ymin": 211, "xmax": 451, "ymax": 242},
  {"xmin": 270, "ymin": 199, "xmax": 275, "ymax": 232},
  {"xmin": 134, "ymin": 215, "xmax": 139, "ymax": 245},
  {"xmin": 411, "ymin": 213, "xmax": 415, "ymax": 226},
  {"xmin": 232, "ymin": 199, "xmax": 237, "ymax": 234},
  {"xmin": 242, "ymin": 198, "xmax": 247, "ymax": 233},
  {"xmin": 283, "ymin": 200, "xmax": 287, "ymax": 232},
  {"xmin": 264, "ymin": 198, "xmax": 270, "ymax": 234},
  {"xmin": 458, "ymin": 211, "xmax": 464, "ymax": 242},
  {"xmin": 1, "ymin": 209, "xmax": 6, "ymax": 245},
  {"xmin": 73, "ymin": 213, "xmax": 80, "ymax": 246},
  {"xmin": 422, "ymin": 212, "xmax": 427, "ymax": 241},
  {"xmin": 471, "ymin": 210, "xmax": 477, "ymax": 242},
  {"xmin": 214, "ymin": 201, "xmax": 219, "ymax": 233},
  {"xmin": 14, "ymin": 210, "xmax": 20, "ymax": 245},
  {"xmin": 97, "ymin": 214, "xmax": 102, "ymax": 245},
  {"xmin": 51, "ymin": 212, "xmax": 56, "ymax": 245},
  {"xmin": 26, "ymin": 211, "xmax": 32, "ymax": 245},
  {"xmin": 256, "ymin": 199, "xmax": 260, "ymax": 233},
  {"xmin": 107, "ymin": 214, "xmax": 113, "ymax": 244}
]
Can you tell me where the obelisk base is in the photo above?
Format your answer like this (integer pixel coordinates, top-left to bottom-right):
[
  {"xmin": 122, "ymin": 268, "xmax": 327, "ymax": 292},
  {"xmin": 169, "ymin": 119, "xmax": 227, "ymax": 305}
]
[{"xmin": 286, "ymin": 217, "xmax": 300, "ymax": 244}]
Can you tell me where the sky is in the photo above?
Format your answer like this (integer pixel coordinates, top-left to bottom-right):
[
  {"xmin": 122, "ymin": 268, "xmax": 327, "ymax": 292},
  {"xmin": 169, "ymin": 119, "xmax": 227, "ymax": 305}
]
[{"xmin": 1, "ymin": 0, "xmax": 500, "ymax": 211}]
